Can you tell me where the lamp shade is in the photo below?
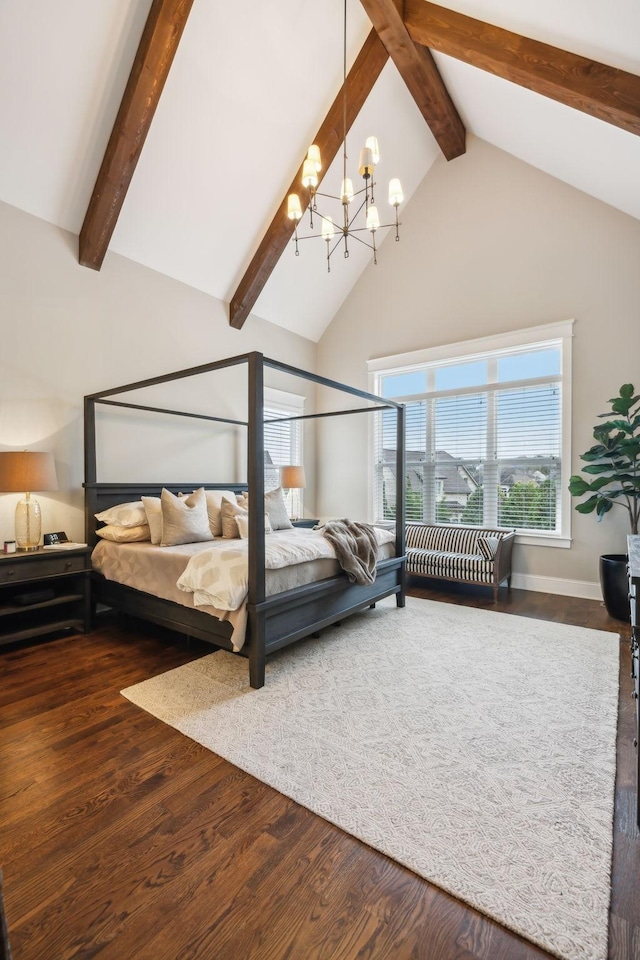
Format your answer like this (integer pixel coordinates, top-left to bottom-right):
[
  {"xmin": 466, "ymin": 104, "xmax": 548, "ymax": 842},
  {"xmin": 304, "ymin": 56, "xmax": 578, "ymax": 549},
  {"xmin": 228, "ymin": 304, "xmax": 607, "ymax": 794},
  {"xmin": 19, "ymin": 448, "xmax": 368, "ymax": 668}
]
[
  {"xmin": 287, "ymin": 194, "xmax": 302, "ymax": 221},
  {"xmin": 321, "ymin": 216, "xmax": 335, "ymax": 241},
  {"xmin": 0, "ymin": 451, "xmax": 58, "ymax": 492},
  {"xmin": 388, "ymin": 178, "xmax": 404, "ymax": 206},
  {"xmin": 302, "ymin": 159, "xmax": 319, "ymax": 189},
  {"xmin": 366, "ymin": 205, "xmax": 380, "ymax": 232},
  {"xmin": 280, "ymin": 465, "xmax": 306, "ymax": 490},
  {"xmin": 307, "ymin": 144, "xmax": 322, "ymax": 173}
]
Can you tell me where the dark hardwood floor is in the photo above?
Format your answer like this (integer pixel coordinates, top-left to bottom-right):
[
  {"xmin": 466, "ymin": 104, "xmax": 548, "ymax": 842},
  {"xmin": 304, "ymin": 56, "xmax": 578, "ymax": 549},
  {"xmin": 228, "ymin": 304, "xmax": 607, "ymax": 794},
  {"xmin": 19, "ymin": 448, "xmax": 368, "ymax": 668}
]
[{"xmin": 0, "ymin": 582, "xmax": 638, "ymax": 960}]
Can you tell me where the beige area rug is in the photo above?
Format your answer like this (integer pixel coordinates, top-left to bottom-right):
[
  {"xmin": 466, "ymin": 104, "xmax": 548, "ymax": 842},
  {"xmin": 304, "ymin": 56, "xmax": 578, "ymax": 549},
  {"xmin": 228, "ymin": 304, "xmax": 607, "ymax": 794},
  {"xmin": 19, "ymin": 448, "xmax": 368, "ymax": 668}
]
[{"xmin": 121, "ymin": 597, "xmax": 620, "ymax": 960}]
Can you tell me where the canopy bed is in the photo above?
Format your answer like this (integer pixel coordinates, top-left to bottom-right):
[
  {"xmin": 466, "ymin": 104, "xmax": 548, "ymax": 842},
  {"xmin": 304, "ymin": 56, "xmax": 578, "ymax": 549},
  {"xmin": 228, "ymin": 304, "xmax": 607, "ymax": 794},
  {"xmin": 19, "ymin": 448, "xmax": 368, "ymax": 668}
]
[{"xmin": 84, "ymin": 352, "xmax": 406, "ymax": 688}]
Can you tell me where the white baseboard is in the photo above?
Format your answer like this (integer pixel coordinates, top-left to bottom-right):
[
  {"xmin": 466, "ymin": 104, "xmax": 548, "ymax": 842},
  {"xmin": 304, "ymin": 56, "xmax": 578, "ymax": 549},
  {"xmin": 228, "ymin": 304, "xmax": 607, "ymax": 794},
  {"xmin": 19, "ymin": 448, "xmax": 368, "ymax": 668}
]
[{"xmin": 511, "ymin": 572, "xmax": 603, "ymax": 602}]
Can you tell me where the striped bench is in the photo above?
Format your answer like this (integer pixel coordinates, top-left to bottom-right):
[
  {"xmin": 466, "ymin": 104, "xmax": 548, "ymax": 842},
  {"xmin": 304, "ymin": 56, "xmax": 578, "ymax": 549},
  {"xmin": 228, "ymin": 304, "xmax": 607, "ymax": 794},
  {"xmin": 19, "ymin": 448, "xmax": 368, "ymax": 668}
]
[{"xmin": 406, "ymin": 523, "xmax": 516, "ymax": 600}]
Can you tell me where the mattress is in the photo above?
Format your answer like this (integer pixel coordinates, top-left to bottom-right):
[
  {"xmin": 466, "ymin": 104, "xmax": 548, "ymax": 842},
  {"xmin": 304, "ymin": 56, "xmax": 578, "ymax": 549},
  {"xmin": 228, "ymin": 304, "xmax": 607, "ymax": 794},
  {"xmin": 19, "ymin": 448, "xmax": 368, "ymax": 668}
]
[{"xmin": 92, "ymin": 528, "xmax": 395, "ymax": 651}]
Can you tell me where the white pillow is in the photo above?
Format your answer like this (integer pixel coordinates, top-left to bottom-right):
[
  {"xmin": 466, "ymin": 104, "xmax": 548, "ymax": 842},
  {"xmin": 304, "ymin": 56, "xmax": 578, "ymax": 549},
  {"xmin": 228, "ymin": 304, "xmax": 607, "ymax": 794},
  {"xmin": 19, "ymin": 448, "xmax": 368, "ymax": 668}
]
[
  {"xmin": 264, "ymin": 487, "xmax": 293, "ymax": 530},
  {"xmin": 95, "ymin": 500, "xmax": 146, "ymax": 528},
  {"xmin": 96, "ymin": 523, "xmax": 150, "ymax": 543},
  {"xmin": 142, "ymin": 496, "xmax": 162, "ymax": 545},
  {"xmin": 235, "ymin": 512, "xmax": 273, "ymax": 540},
  {"xmin": 203, "ymin": 489, "xmax": 241, "ymax": 537},
  {"xmin": 160, "ymin": 487, "xmax": 214, "ymax": 547}
]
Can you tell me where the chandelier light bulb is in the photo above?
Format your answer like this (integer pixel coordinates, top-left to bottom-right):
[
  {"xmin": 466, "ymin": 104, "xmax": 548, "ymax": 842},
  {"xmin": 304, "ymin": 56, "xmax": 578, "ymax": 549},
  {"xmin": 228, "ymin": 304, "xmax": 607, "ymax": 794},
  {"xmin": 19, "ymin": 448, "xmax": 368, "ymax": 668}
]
[
  {"xmin": 366, "ymin": 205, "xmax": 380, "ymax": 232},
  {"xmin": 302, "ymin": 159, "xmax": 319, "ymax": 189},
  {"xmin": 321, "ymin": 216, "xmax": 335, "ymax": 241},
  {"xmin": 388, "ymin": 178, "xmax": 404, "ymax": 206},
  {"xmin": 365, "ymin": 136, "xmax": 380, "ymax": 164},
  {"xmin": 341, "ymin": 178, "xmax": 354, "ymax": 203},
  {"xmin": 307, "ymin": 144, "xmax": 322, "ymax": 173},
  {"xmin": 287, "ymin": 194, "xmax": 302, "ymax": 221}
]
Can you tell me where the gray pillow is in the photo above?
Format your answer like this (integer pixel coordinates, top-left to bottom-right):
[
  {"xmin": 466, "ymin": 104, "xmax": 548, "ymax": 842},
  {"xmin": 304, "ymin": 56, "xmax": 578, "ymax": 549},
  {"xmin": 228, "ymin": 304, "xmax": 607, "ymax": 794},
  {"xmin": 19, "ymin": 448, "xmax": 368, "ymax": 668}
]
[
  {"xmin": 264, "ymin": 487, "xmax": 293, "ymax": 530},
  {"xmin": 160, "ymin": 487, "xmax": 214, "ymax": 547}
]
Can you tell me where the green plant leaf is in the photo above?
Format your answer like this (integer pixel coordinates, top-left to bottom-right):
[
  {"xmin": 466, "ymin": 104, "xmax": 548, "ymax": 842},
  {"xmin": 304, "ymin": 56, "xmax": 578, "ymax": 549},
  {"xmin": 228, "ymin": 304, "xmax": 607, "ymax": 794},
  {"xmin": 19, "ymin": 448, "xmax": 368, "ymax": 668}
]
[
  {"xmin": 588, "ymin": 476, "xmax": 615, "ymax": 491},
  {"xmin": 581, "ymin": 463, "xmax": 620, "ymax": 475},
  {"xmin": 568, "ymin": 475, "xmax": 591, "ymax": 495},
  {"xmin": 575, "ymin": 499, "xmax": 598, "ymax": 514},
  {"xmin": 598, "ymin": 419, "xmax": 636, "ymax": 433},
  {"xmin": 581, "ymin": 448, "xmax": 608, "ymax": 461},
  {"xmin": 596, "ymin": 498, "xmax": 613, "ymax": 519}
]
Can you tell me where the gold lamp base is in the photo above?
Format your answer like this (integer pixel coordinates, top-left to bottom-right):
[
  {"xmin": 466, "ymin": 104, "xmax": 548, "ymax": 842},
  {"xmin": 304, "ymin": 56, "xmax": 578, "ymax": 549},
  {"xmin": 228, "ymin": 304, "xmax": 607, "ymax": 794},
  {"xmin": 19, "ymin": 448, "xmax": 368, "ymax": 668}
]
[{"xmin": 15, "ymin": 493, "xmax": 42, "ymax": 551}]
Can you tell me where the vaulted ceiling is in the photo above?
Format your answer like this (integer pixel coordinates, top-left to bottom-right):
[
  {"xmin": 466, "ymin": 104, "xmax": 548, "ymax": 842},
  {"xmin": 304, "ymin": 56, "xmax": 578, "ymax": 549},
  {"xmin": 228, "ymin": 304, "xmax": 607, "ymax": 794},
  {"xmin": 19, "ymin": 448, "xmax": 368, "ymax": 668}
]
[{"xmin": 1, "ymin": 0, "xmax": 638, "ymax": 342}]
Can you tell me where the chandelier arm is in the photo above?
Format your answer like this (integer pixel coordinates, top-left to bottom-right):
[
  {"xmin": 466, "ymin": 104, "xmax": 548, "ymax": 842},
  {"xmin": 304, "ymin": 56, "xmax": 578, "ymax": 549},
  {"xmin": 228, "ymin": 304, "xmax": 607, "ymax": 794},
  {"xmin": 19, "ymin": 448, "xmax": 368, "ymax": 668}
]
[
  {"xmin": 347, "ymin": 221, "xmax": 400, "ymax": 233},
  {"xmin": 327, "ymin": 234, "xmax": 345, "ymax": 260},
  {"xmin": 345, "ymin": 231, "xmax": 375, "ymax": 252},
  {"xmin": 344, "ymin": 195, "xmax": 368, "ymax": 227},
  {"xmin": 314, "ymin": 181, "xmax": 374, "ymax": 203}
]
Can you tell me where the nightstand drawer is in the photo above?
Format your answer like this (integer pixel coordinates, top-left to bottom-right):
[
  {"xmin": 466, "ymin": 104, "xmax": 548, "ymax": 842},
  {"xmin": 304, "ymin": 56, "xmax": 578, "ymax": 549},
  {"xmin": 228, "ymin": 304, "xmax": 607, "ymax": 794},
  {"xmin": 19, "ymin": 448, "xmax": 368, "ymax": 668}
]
[{"xmin": 0, "ymin": 554, "xmax": 87, "ymax": 584}]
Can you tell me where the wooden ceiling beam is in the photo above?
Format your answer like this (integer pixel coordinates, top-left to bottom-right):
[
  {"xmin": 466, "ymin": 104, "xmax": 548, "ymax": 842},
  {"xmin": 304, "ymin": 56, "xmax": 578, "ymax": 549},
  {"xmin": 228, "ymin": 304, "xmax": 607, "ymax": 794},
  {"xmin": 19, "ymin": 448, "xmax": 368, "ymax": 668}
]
[
  {"xmin": 79, "ymin": 0, "xmax": 194, "ymax": 271},
  {"xmin": 229, "ymin": 30, "xmax": 389, "ymax": 331},
  {"xmin": 404, "ymin": 0, "xmax": 640, "ymax": 137},
  {"xmin": 358, "ymin": 0, "xmax": 466, "ymax": 161}
]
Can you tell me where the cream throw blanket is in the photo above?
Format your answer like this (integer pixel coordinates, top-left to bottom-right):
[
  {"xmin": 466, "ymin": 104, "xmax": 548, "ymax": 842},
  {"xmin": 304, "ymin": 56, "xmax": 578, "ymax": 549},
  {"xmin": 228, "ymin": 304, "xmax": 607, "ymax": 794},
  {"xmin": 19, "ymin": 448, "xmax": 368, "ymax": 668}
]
[{"xmin": 319, "ymin": 519, "xmax": 379, "ymax": 585}]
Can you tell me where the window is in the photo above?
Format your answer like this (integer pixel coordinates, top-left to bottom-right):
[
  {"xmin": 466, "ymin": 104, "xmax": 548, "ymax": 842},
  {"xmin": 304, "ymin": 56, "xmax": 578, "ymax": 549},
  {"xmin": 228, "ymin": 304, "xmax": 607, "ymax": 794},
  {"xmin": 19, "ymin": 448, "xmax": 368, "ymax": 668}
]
[
  {"xmin": 264, "ymin": 388, "xmax": 304, "ymax": 517},
  {"xmin": 369, "ymin": 321, "xmax": 573, "ymax": 545}
]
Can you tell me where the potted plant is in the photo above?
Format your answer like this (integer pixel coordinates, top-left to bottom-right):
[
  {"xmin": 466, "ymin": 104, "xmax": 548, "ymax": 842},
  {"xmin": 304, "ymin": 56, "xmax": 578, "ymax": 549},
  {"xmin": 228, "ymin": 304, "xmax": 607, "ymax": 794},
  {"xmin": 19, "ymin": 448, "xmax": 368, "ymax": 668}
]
[{"xmin": 569, "ymin": 383, "xmax": 640, "ymax": 621}]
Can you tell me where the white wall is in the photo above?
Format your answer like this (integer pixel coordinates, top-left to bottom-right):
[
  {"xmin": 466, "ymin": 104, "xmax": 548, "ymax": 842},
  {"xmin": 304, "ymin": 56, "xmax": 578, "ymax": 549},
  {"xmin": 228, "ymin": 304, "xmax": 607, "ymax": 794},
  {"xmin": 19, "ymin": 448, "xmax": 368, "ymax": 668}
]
[
  {"xmin": 317, "ymin": 136, "xmax": 640, "ymax": 598},
  {"xmin": 0, "ymin": 201, "xmax": 317, "ymax": 543}
]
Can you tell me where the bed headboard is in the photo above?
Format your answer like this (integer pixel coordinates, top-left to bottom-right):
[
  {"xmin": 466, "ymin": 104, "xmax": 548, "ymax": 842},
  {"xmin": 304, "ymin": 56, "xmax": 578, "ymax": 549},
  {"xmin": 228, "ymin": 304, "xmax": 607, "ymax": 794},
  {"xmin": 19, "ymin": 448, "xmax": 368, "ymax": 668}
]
[{"xmin": 84, "ymin": 482, "xmax": 249, "ymax": 548}]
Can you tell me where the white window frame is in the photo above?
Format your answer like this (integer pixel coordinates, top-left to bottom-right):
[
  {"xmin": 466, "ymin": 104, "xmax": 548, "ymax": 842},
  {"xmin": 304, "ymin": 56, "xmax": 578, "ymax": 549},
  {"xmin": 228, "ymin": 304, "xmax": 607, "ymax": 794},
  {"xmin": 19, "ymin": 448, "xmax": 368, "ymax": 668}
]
[
  {"xmin": 367, "ymin": 320, "xmax": 574, "ymax": 548},
  {"xmin": 264, "ymin": 386, "xmax": 305, "ymax": 515}
]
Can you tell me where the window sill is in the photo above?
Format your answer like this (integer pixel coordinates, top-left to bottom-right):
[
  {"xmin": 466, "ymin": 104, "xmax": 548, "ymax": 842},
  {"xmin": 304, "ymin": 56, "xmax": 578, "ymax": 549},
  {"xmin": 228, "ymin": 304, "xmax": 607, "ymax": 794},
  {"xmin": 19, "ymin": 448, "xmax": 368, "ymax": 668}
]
[{"xmin": 515, "ymin": 533, "xmax": 571, "ymax": 549}]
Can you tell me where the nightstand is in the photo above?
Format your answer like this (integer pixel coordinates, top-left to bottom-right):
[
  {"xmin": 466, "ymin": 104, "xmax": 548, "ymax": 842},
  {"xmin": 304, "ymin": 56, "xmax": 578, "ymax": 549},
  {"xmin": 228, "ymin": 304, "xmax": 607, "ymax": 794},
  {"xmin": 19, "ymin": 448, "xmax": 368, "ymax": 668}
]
[
  {"xmin": 0, "ymin": 547, "xmax": 91, "ymax": 647},
  {"xmin": 291, "ymin": 519, "xmax": 318, "ymax": 528}
]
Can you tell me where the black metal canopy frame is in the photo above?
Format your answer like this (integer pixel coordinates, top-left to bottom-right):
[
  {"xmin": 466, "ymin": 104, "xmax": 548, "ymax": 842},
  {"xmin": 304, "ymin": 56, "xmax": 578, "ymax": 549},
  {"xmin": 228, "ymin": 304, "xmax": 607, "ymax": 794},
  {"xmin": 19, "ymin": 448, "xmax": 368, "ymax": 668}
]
[{"xmin": 84, "ymin": 352, "xmax": 406, "ymax": 688}]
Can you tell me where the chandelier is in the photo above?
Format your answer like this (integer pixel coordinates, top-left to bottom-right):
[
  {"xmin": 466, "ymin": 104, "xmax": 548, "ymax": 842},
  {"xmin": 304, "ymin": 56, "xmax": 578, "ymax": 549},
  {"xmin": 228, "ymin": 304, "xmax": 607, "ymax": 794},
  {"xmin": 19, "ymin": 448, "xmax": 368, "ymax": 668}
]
[{"xmin": 286, "ymin": 0, "xmax": 404, "ymax": 272}]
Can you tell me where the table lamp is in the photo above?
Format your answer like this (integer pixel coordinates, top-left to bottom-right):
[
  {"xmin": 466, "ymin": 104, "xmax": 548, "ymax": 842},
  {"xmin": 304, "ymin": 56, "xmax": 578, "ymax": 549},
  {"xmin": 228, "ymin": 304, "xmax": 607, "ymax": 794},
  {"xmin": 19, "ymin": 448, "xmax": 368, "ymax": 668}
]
[
  {"xmin": 0, "ymin": 451, "xmax": 58, "ymax": 551},
  {"xmin": 280, "ymin": 465, "xmax": 306, "ymax": 521}
]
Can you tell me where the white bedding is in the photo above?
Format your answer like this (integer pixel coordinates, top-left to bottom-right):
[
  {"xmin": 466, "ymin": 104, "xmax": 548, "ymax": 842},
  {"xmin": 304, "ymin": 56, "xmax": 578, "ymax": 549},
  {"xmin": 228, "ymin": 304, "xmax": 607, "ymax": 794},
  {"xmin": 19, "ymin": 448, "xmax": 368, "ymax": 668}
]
[{"xmin": 176, "ymin": 526, "xmax": 395, "ymax": 611}]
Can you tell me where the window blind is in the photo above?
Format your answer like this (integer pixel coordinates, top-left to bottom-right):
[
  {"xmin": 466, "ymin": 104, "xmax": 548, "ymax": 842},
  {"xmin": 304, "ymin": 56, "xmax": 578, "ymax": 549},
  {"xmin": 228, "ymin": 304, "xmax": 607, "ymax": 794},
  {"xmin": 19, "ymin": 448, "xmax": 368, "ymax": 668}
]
[{"xmin": 264, "ymin": 389, "xmax": 304, "ymax": 515}]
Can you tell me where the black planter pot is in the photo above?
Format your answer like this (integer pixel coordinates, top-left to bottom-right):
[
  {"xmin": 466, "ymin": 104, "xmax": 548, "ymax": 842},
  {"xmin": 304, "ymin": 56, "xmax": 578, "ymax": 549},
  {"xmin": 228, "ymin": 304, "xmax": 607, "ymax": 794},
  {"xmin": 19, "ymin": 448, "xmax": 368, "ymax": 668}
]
[{"xmin": 599, "ymin": 554, "xmax": 630, "ymax": 622}]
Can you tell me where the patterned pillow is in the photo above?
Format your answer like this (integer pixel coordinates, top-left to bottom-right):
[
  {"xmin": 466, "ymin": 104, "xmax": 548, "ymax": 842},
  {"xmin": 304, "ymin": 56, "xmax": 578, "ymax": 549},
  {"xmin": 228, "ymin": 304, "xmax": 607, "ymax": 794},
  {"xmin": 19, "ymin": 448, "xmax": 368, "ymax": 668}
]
[{"xmin": 478, "ymin": 535, "xmax": 500, "ymax": 560}]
